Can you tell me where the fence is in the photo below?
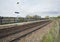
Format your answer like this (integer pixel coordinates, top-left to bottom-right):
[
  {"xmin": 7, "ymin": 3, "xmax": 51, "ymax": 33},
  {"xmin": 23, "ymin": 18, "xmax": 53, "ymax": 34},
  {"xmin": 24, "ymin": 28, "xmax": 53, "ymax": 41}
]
[
  {"xmin": 0, "ymin": 16, "xmax": 48, "ymax": 25},
  {"xmin": 0, "ymin": 17, "xmax": 38, "ymax": 25},
  {"xmin": 0, "ymin": 17, "xmax": 27, "ymax": 25}
]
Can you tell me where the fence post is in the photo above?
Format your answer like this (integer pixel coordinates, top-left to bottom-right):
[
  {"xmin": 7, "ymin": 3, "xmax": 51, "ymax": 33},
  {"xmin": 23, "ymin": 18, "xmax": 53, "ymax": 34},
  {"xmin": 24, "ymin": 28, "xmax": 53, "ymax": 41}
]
[
  {"xmin": 0, "ymin": 17, "xmax": 3, "ymax": 25},
  {"xmin": 0, "ymin": 17, "xmax": 1, "ymax": 25}
]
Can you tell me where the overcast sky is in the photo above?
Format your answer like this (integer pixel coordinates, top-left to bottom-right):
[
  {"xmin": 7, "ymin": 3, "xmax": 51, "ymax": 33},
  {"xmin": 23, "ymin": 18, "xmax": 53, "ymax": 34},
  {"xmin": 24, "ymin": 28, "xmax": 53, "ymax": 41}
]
[{"xmin": 0, "ymin": 0, "xmax": 60, "ymax": 17}]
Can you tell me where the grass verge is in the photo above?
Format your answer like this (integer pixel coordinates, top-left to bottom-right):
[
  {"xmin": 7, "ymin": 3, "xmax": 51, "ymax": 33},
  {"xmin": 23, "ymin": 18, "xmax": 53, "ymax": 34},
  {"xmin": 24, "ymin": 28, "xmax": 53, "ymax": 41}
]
[{"xmin": 42, "ymin": 20, "xmax": 59, "ymax": 42}]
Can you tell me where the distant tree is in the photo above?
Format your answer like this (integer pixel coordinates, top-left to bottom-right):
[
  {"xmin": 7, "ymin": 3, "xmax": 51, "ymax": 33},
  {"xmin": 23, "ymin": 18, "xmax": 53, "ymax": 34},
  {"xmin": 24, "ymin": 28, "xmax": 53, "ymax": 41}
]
[
  {"xmin": 26, "ymin": 15, "xmax": 41, "ymax": 20},
  {"xmin": 33, "ymin": 15, "xmax": 41, "ymax": 20},
  {"xmin": 57, "ymin": 16, "xmax": 60, "ymax": 18},
  {"xmin": 26, "ymin": 15, "xmax": 33, "ymax": 19},
  {"xmin": 26, "ymin": 15, "xmax": 41, "ymax": 19},
  {"xmin": 45, "ymin": 16, "xmax": 50, "ymax": 19}
]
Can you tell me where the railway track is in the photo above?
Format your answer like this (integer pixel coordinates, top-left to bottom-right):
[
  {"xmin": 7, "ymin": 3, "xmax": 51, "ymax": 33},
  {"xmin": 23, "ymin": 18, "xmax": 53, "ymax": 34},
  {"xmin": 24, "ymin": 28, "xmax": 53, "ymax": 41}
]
[{"xmin": 0, "ymin": 20, "xmax": 51, "ymax": 42}]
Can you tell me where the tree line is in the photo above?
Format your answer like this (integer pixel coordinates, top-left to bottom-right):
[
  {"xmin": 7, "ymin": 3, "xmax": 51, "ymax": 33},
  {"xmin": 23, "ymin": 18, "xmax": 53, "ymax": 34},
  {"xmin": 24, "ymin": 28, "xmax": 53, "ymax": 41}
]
[{"xmin": 25, "ymin": 15, "xmax": 60, "ymax": 20}]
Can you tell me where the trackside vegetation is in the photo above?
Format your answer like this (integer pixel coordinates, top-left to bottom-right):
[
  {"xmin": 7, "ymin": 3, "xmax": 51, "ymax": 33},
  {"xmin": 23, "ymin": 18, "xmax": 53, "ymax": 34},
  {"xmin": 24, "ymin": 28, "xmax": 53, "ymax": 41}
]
[{"xmin": 42, "ymin": 20, "xmax": 59, "ymax": 42}]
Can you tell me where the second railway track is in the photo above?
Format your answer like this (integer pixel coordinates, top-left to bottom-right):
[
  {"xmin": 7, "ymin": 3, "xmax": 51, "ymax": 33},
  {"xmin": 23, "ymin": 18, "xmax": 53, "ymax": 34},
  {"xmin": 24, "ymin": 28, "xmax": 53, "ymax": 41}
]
[{"xmin": 0, "ymin": 20, "xmax": 52, "ymax": 42}]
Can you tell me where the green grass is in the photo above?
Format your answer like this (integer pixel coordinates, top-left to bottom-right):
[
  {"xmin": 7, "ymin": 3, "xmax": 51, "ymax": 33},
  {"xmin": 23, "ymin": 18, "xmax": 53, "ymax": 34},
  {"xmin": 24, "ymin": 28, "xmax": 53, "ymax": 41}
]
[{"xmin": 42, "ymin": 20, "xmax": 59, "ymax": 42}]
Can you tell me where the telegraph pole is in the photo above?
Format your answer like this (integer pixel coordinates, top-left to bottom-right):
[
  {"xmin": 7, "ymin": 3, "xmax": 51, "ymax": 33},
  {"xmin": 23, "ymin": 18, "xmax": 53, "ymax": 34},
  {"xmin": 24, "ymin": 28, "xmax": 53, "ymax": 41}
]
[{"xmin": 15, "ymin": 2, "xmax": 20, "ymax": 23}]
